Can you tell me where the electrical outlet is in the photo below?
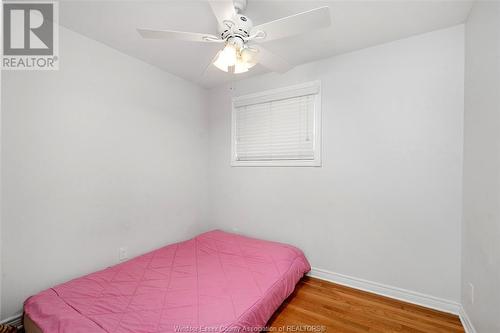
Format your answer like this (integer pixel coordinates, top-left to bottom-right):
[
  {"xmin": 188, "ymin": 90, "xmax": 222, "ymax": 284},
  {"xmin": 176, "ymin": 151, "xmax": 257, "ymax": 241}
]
[
  {"xmin": 119, "ymin": 247, "xmax": 128, "ymax": 262},
  {"xmin": 468, "ymin": 282, "xmax": 474, "ymax": 304}
]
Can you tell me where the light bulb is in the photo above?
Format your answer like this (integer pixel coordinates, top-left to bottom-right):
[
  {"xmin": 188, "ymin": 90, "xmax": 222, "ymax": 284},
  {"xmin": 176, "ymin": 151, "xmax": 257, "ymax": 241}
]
[{"xmin": 213, "ymin": 44, "xmax": 237, "ymax": 72}]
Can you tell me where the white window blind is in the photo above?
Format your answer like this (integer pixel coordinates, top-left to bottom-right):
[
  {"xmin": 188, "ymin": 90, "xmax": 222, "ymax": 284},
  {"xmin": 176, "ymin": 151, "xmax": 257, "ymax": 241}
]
[{"xmin": 232, "ymin": 82, "xmax": 321, "ymax": 166}]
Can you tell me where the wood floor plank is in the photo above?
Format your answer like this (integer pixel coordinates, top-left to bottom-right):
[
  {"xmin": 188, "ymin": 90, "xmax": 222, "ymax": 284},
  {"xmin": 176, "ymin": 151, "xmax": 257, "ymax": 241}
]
[
  {"xmin": 294, "ymin": 285, "xmax": 462, "ymax": 332},
  {"xmin": 267, "ymin": 277, "xmax": 464, "ymax": 333}
]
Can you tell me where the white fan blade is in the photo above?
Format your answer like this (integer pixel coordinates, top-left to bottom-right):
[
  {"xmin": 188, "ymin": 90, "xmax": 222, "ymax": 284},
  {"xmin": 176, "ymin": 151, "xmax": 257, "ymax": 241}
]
[
  {"xmin": 137, "ymin": 28, "xmax": 220, "ymax": 43},
  {"xmin": 201, "ymin": 50, "xmax": 222, "ymax": 79},
  {"xmin": 208, "ymin": 0, "xmax": 236, "ymax": 27},
  {"xmin": 256, "ymin": 46, "xmax": 292, "ymax": 73},
  {"xmin": 252, "ymin": 6, "xmax": 331, "ymax": 42}
]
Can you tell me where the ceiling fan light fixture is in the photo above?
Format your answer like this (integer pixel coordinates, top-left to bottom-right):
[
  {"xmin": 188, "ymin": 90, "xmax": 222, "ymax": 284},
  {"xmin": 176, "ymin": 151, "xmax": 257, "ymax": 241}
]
[
  {"xmin": 240, "ymin": 48, "xmax": 257, "ymax": 66},
  {"xmin": 234, "ymin": 62, "xmax": 249, "ymax": 74},
  {"xmin": 213, "ymin": 42, "xmax": 258, "ymax": 74},
  {"xmin": 213, "ymin": 44, "xmax": 238, "ymax": 72}
]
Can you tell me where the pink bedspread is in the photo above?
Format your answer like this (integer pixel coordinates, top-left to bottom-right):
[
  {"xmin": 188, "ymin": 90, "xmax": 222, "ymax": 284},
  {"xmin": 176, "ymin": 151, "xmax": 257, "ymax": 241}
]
[{"xmin": 24, "ymin": 230, "xmax": 311, "ymax": 333}]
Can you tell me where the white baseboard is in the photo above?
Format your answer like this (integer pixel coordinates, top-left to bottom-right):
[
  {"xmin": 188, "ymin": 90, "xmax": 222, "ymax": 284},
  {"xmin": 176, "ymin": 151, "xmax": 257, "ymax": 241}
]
[
  {"xmin": 308, "ymin": 267, "xmax": 461, "ymax": 315},
  {"xmin": 459, "ymin": 306, "xmax": 477, "ymax": 333}
]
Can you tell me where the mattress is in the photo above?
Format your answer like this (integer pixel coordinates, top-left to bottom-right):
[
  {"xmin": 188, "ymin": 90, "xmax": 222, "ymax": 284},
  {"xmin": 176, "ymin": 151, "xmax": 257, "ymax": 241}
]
[{"xmin": 24, "ymin": 230, "xmax": 311, "ymax": 333}]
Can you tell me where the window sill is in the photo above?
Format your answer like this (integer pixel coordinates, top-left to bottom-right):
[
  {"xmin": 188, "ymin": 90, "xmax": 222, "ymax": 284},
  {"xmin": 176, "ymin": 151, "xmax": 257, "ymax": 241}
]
[{"xmin": 231, "ymin": 159, "xmax": 322, "ymax": 167}]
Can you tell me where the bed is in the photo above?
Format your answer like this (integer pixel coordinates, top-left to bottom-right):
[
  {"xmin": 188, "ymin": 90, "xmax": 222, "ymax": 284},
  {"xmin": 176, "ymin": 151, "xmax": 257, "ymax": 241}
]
[{"xmin": 24, "ymin": 230, "xmax": 311, "ymax": 333}]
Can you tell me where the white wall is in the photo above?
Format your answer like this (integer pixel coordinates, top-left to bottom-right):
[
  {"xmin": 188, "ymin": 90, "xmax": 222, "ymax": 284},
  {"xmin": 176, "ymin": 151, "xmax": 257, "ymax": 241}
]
[
  {"xmin": 0, "ymin": 26, "xmax": 208, "ymax": 319},
  {"xmin": 463, "ymin": 1, "xmax": 500, "ymax": 331},
  {"xmin": 0, "ymin": 21, "xmax": 469, "ymax": 321},
  {"xmin": 207, "ymin": 25, "xmax": 464, "ymax": 302}
]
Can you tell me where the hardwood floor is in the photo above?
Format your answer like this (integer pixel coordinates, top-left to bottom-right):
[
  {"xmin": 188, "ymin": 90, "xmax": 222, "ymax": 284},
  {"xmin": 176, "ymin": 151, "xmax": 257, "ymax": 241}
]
[{"xmin": 268, "ymin": 277, "xmax": 464, "ymax": 333}]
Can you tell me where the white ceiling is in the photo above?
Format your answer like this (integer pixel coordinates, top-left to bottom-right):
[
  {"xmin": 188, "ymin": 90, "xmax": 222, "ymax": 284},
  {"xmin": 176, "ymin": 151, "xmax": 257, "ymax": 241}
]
[{"xmin": 59, "ymin": 0, "xmax": 473, "ymax": 88}]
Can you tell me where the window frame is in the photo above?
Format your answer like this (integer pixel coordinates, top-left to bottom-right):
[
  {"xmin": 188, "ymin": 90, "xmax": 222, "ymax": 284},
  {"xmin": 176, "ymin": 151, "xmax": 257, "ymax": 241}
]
[{"xmin": 231, "ymin": 81, "xmax": 322, "ymax": 167}]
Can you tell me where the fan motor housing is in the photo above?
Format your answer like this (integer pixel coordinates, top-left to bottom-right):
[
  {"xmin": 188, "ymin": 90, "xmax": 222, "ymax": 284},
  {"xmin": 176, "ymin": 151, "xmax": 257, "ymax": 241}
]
[
  {"xmin": 220, "ymin": 14, "xmax": 253, "ymax": 40},
  {"xmin": 234, "ymin": 14, "xmax": 253, "ymax": 35}
]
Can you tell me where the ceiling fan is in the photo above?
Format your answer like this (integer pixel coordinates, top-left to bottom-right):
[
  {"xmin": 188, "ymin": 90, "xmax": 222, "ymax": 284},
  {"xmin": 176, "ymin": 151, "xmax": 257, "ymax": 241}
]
[{"xmin": 137, "ymin": 0, "xmax": 331, "ymax": 75}]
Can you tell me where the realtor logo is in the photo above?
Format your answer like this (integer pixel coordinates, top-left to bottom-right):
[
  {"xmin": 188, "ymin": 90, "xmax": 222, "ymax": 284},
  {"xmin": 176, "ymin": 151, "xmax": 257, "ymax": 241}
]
[{"xmin": 2, "ymin": 1, "xmax": 59, "ymax": 70}]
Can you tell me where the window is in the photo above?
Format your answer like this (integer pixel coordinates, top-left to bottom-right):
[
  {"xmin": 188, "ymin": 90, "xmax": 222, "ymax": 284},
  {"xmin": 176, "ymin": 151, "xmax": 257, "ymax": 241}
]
[{"xmin": 231, "ymin": 81, "xmax": 321, "ymax": 167}]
